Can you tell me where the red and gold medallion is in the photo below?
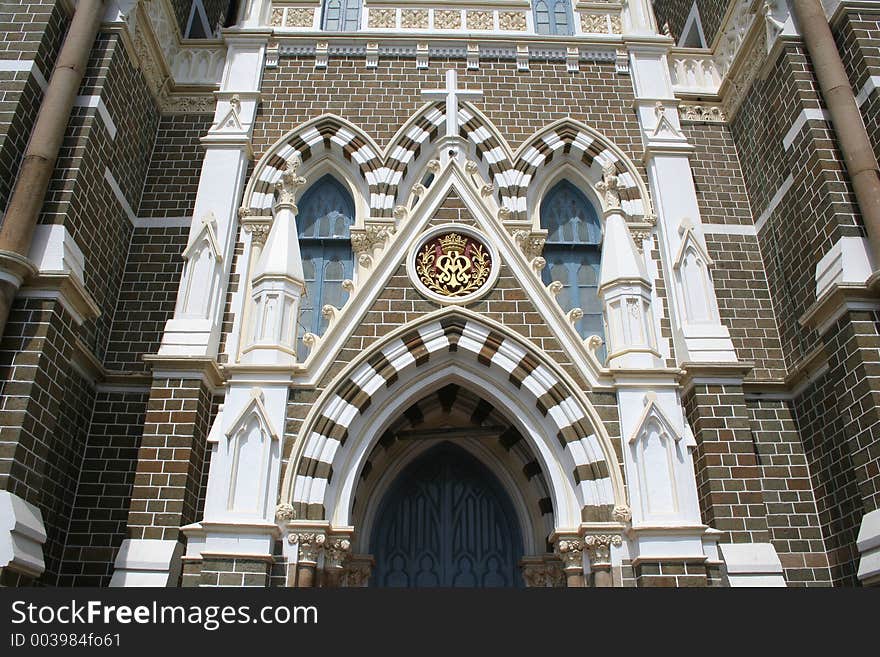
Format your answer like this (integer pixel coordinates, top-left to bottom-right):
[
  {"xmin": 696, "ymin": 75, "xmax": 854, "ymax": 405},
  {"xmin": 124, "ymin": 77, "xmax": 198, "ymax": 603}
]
[{"xmin": 415, "ymin": 231, "xmax": 492, "ymax": 298}]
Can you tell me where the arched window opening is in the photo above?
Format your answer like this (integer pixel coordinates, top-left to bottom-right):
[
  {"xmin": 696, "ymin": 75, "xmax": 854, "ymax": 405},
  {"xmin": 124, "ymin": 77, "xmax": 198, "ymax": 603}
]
[
  {"xmin": 297, "ymin": 174, "xmax": 355, "ymax": 359},
  {"xmin": 540, "ymin": 180, "xmax": 604, "ymax": 347},
  {"xmin": 533, "ymin": 0, "xmax": 573, "ymax": 36},
  {"xmin": 322, "ymin": 0, "xmax": 361, "ymax": 31}
]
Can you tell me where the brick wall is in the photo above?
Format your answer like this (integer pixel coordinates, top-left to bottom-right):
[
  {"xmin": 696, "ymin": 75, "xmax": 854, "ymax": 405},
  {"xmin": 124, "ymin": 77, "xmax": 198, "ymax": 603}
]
[
  {"xmin": 59, "ymin": 389, "xmax": 149, "ymax": 586},
  {"xmin": 747, "ymin": 398, "xmax": 832, "ymax": 586},
  {"xmin": 794, "ymin": 310, "xmax": 880, "ymax": 585},
  {"xmin": 104, "ymin": 227, "xmax": 189, "ymax": 373},
  {"xmin": 832, "ymin": 7, "xmax": 880, "ymax": 164},
  {"xmin": 705, "ymin": 234, "xmax": 786, "ymax": 381},
  {"xmin": 0, "ymin": 297, "xmax": 81, "ymax": 584},
  {"xmin": 41, "ymin": 33, "xmax": 160, "ymax": 362},
  {"xmin": 138, "ymin": 114, "xmax": 211, "ymax": 219},
  {"xmin": 732, "ymin": 43, "xmax": 863, "ymax": 371},
  {"xmin": 125, "ymin": 378, "xmax": 212, "ymax": 542},
  {"xmin": 683, "ymin": 383, "xmax": 771, "ymax": 545}
]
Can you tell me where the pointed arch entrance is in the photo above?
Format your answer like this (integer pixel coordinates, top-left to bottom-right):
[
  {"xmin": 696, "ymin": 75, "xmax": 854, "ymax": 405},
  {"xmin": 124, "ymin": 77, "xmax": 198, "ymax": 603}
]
[{"xmin": 370, "ymin": 443, "xmax": 524, "ymax": 588}]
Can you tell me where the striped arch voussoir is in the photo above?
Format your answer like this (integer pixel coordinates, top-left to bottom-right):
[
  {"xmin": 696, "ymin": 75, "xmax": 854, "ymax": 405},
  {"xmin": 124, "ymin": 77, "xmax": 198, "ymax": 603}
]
[{"xmin": 290, "ymin": 315, "xmax": 616, "ymax": 523}]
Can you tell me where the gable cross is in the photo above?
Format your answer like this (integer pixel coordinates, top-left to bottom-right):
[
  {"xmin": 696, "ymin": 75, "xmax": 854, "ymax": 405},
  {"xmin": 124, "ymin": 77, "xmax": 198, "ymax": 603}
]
[{"xmin": 421, "ymin": 69, "xmax": 483, "ymax": 139}]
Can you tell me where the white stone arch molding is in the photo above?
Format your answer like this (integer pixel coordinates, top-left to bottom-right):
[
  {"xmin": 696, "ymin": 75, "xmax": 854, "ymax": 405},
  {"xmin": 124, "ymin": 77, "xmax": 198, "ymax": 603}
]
[
  {"xmin": 352, "ymin": 431, "xmax": 551, "ymax": 556},
  {"xmin": 509, "ymin": 117, "xmax": 654, "ymax": 224},
  {"xmin": 279, "ymin": 308, "xmax": 628, "ymax": 531},
  {"xmin": 240, "ymin": 114, "xmax": 379, "ymax": 223}
]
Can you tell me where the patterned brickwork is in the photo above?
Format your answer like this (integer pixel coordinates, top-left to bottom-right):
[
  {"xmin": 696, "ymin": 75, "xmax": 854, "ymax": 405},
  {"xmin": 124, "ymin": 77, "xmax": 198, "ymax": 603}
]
[
  {"xmin": 59, "ymin": 390, "xmax": 149, "ymax": 586},
  {"xmin": 138, "ymin": 114, "xmax": 211, "ymax": 218},
  {"xmin": 705, "ymin": 234, "xmax": 785, "ymax": 381},
  {"xmin": 0, "ymin": 297, "xmax": 85, "ymax": 585},
  {"xmin": 794, "ymin": 311, "xmax": 880, "ymax": 585},
  {"xmin": 40, "ymin": 367, "xmax": 94, "ymax": 584},
  {"xmin": 746, "ymin": 398, "xmax": 832, "ymax": 586},
  {"xmin": 255, "ymin": 58, "xmax": 645, "ymax": 166},
  {"xmin": 683, "ymin": 383, "xmax": 771, "ymax": 545},
  {"xmin": 125, "ymin": 378, "xmax": 212, "ymax": 541},
  {"xmin": 682, "ymin": 121, "xmax": 754, "ymax": 226},
  {"xmin": 731, "ymin": 42, "xmax": 863, "ymax": 370},
  {"xmin": 104, "ymin": 227, "xmax": 189, "ymax": 373},
  {"xmin": 41, "ymin": 33, "xmax": 160, "ymax": 362},
  {"xmin": 633, "ymin": 560, "xmax": 709, "ymax": 587},
  {"xmin": 832, "ymin": 7, "xmax": 880, "ymax": 164},
  {"xmin": 199, "ymin": 557, "xmax": 271, "ymax": 587}
]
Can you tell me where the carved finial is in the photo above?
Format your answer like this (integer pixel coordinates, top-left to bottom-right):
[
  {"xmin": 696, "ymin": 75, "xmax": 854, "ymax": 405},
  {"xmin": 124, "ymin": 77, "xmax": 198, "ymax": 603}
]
[
  {"xmin": 393, "ymin": 205, "xmax": 409, "ymax": 221},
  {"xmin": 275, "ymin": 154, "xmax": 307, "ymax": 209},
  {"xmin": 497, "ymin": 206, "xmax": 512, "ymax": 221},
  {"xmin": 662, "ymin": 21, "xmax": 672, "ymax": 38},
  {"xmin": 275, "ymin": 503, "xmax": 296, "ymax": 522},
  {"xmin": 595, "ymin": 161, "xmax": 621, "ymax": 210}
]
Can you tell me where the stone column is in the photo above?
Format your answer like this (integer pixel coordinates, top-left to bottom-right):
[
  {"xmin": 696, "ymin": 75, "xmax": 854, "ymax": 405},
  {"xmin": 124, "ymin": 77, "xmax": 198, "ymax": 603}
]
[
  {"xmin": 584, "ymin": 535, "xmax": 622, "ymax": 587},
  {"xmin": 556, "ymin": 536, "xmax": 586, "ymax": 588},
  {"xmin": 291, "ymin": 532, "xmax": 325, "ymax": 588},
  {"xmin": 323, "ymin": 536, "xmax": 351, "ymax": 588}
]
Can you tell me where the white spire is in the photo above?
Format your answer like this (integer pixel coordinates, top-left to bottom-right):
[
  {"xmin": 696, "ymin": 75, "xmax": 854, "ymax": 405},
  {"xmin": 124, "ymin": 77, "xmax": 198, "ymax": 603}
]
[{"xmin": 599, "ymin": 211, "xmax": 648, "ymax": 290}]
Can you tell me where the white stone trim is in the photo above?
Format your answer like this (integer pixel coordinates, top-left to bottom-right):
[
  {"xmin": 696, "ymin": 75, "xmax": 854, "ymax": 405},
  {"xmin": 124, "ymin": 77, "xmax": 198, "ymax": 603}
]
[
  {"xmin": 857, "ymin": 508, "xmax": 880, "ymax": 585},
  {"xmin": 677, "ymin": 1, "xmax": 707, "ymax": 48},
  {"xmin": 109, "ymin": 539, "xmax": 182, "ymax": 587},
  {"xmin": 856, "ymin": 75, "xmax": 880, "ymax": 107},
  {"xmin": 755, "ymin": 174, "xmax": 794, "ymax": 233},
  {"xmin": 701, "ymin": 223, "xmax": 757, "ymax": 236},
  {"xmin": 74, "ymin": 95, "xmax": 117, "ymax": 140},
  {"xmin": 782, "ymin": 109, "xmax": 830, "ymax": 151},
  {"xmin": 815, "ymin": 236, "xmax": 875, "ymax": 299},
  {"xmin": 0, "ymin": 491, "xmax": 47, "ymax": 579},
  {"xmin": 104, "ymin": 167, "xmax": 138, "ymax": 226},
  {"xmin": 132, "ymin": 216, "xmax": 195, "ymax": 228},
  {"xmin": 0, "ymin": 59, "xmax": 47, "ymax": 91},
  {"xmin": 718, "ymin": 542, "xmax": 787, "ymax": 587}
]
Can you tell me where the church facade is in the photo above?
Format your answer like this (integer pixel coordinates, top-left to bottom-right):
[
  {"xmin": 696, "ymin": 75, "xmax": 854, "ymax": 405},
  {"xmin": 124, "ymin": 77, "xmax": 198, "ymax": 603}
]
[{"xmin": 1, "ymin": 0, "xmax": 880, "ymax": 588}]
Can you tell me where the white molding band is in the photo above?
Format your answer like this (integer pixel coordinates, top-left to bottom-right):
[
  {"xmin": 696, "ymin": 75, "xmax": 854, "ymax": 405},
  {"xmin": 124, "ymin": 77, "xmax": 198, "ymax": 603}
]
[
  {"xmin": 718, "ymin": 543, "xmax": 787, "ymax": 587},
  {"xmin": 0, "ymin": 59, "xmax": 48, "ymax": 91},
  {"xmin": 0, "ymin": 490, "xmax": 47, "ymax": 579},
  {"xmin": 701, "ymin": 223, "xmax": 758, "ymax": 236},
  {"xmin": 755, "ymin": 174, "xmax": 794, "ymax": 233},
  {"xmin": 104, "ymin": 167, "xmax": 138, "ymax": 226},
  {"xmin": 109, "ymin": 539, "xmax": 183, "ymax": 587},
  {"xmin": 856, "ymin": 75, "xmax": 880, "ymax": 107},
  {"xmin": 857, "ymin": 508, "xmax": 880, "ymax": 585},
  {"xmin": 782, "ymin": 109, "xmax": 830, "ymax": 151},
  {"xmin": 74, "ymin": 95, "xmax": 117, "ymax": 140},
  {"xmin": 132, "ymin": 216, "xmax": 194, "ymax": 229}
]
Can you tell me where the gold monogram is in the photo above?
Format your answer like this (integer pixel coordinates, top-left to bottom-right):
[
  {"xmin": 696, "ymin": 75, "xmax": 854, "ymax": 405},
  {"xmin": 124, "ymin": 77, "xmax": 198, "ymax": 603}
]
[{"xmin": 416, "ymin": 232, "xmax": 491, "ymax": 298}]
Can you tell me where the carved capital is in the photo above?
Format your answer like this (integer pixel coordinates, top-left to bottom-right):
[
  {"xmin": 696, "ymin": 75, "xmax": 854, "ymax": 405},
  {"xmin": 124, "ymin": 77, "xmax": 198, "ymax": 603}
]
[
  {"xmin": 243, "ymin": 222, "xmax": 270, "ymax": 247},
  {"xmin": 350, "ymin": 224, "xmax": 396, "ymax": 257},
  {"xmin": 325, "ymin": 537, "xmax": 352, "ymax": 570},
  {"xmin": 289, "ymin": 532, "xmax": 326, "ymax": 564},
  {"xmin": 511, "ymin": 229, "xmax": 546, "ymax": 262},
  {"xmin": 583, "ymin": 534, "xmax": 622, "ymax": 567},
  {"xmin": 522, "ymin": 560, "xmax": 565, "ymax": 588},
  {"xmin": 556, "ymin": 537, "xmax": 585, "ymax": 571},
  {"xmin": 612, "ymin": 505, "xmax": 632, "ymax": 523}
]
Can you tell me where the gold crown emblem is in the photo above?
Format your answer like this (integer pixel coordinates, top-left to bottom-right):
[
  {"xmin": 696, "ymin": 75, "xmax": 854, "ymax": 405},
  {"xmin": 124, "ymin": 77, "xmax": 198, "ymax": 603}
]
[{"xmin": 439, "ymin": 232, "xmax": 468, "ymax": 251}]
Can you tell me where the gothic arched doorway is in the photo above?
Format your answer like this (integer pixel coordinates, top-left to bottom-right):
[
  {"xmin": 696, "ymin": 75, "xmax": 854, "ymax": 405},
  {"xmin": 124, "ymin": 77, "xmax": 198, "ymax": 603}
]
[{"xmin": 369, "ymin": 442, "xmax": 524, "ymax": 587}]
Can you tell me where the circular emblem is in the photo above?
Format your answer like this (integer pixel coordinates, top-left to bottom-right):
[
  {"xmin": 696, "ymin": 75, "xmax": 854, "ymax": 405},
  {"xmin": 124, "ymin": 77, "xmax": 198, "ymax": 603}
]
[{"xmin": 408, "ymin": 225, "xmax": 499, "ymax": 304}]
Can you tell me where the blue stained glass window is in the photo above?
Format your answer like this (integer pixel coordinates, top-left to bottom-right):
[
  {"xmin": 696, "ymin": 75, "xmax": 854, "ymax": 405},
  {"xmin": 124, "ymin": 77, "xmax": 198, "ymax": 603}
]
[
  {"xmin": 540, "ymin": 180, "xmax": 604, "ymax": 345},
  {"xmin": 533, "ymin": 0, "xmax": 573, "ymax": 36},
  {"xmin": 322, "ymin": 0, "xmax": 361, "ymax": 31},
  {"xmin": 297, "ymin": 174, "xmax": 355, "ymax": 359}
]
